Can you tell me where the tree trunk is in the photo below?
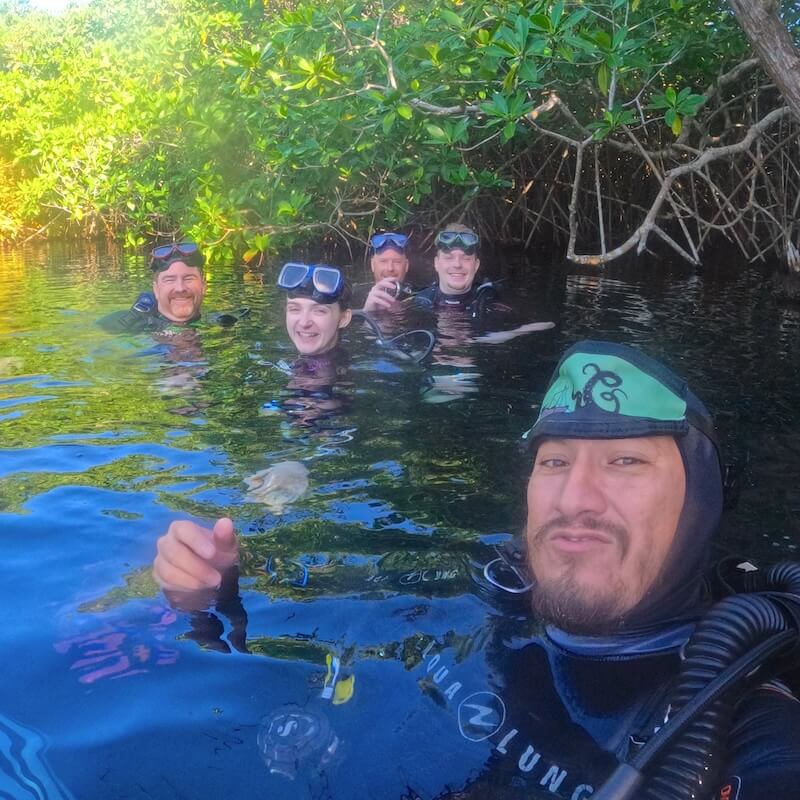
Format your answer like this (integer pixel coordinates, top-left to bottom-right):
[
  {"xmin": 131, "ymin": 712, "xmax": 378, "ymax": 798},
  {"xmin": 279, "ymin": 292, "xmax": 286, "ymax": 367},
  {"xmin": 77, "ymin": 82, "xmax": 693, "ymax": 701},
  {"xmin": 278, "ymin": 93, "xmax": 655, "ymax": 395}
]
[{"xmin": 728, "ymin": 0, "xmax": 800, "ymax": 122}]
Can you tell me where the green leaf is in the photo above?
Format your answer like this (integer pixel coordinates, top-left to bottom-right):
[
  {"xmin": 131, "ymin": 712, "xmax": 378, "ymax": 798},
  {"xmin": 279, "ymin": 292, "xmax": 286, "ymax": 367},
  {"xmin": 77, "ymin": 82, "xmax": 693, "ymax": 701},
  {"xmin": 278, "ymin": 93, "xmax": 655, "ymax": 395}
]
[
  {"xmin": 562, "ymin": 8, "xmax": 588, "ymax": 30},
  {"xmin": 529, "ymin": 14, "xmax": 552, "ymax": 33},
  {"xmin": 593, "ymin": 30, "xmax": 612, "ymax": 50},
  {"xmin": 646, "ymin": 93, "xmax": 672, "ymax": 110},
  {"xmin": 681, "ymin": 95, "xmax": 706, "ymax": 115},
  {"xmin": 382, "ymin": 111, "xmax": 396, "ymax": 134},
  {"xmin": 396, "ymin": 104, "xmax": 413, "ymax": 120},
  {"xmin": 503, "ymin": 121, "xmax": 516, "ymax": 141},
  {"xmin": 485, "ymin": 43, "xmax": 516, "ymax": 59},
  {"xmin": 598, "ymin": 63, "xmax": 610, "ymax": 96},
  {"xmin": 550, "ymin": 2, "xmax": 564, "ymax": 29},
  {"xmin": 587, "ymin": 120, "xmax": 610, "ymax": 141},
  {"xmin": 492, "ymin": 92, "xmax": 509, "ymax": 115},
  {"xmin": 519, "ymin": 59, "xmax": 539, "ymax": 84},
  {"xmin": 665, "ymin": 86, "xmax": 677, "ymax": 105},
  {"xmin": 425, "ymin": 123, "xmax": 447, "ymax": 141},
  {"xmin": 671, "ymin": 115, "xmax": 683, "ymax": 136},
  {"xmin": 502, "ymin": 65, "xmax": 518, "ymax": 93},
  {"xmin": 440, "ymin": 9, "xmax": 462, "ymax": 27}
]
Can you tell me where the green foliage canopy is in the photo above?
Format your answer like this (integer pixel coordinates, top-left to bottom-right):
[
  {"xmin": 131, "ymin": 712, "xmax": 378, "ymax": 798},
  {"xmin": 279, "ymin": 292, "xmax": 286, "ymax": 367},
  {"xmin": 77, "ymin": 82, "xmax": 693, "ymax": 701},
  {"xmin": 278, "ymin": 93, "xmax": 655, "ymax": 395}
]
[{"xmin": 0, "ymin": 0, "xmax": 792, "ymax": 261}]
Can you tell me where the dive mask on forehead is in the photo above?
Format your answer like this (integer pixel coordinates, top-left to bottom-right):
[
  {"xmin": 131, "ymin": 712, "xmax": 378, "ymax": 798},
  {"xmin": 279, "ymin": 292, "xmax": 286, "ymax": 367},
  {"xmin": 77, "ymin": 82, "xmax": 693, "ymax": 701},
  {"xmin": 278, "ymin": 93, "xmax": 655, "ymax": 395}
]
[
  {"xmin": 370, "ymin": 232, "xmax": 409, "ymax": 252},
  {"xmin": 150, "ymin": 241, "xmax": 205, "ymax": 271},
  {"xmin": 435, "ymin": 230, "xmax": 479, "ymax": 254},
  {"xmin": 523, "ymin": 340, "xmax": 719, "ymax": 455},
  {"xmin": 278, "ymin": 263, "xmax": 345, "ymax": 304}
]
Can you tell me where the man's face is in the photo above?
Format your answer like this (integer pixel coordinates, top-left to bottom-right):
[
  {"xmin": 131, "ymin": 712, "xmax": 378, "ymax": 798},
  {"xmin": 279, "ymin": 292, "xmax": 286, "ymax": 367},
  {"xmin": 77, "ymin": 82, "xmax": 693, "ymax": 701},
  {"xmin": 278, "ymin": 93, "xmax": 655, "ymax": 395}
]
[
  {"xmin": 285, "ymin": 297, "xmax": 352, "ymax": 356},
  {"xmin": 434, "ymin": 249, "xmax": 480, "ymax": 295},
  {"xmin": 370, "ymin": 248, "xmax": 409, "ymax": 283},
  {"xmin": 152, "ymin": 261, "xmax": 206, "ymax": 323},
  {"xmin": 525, "ymin": 436, "xmax": 686, "ymax": 632}
]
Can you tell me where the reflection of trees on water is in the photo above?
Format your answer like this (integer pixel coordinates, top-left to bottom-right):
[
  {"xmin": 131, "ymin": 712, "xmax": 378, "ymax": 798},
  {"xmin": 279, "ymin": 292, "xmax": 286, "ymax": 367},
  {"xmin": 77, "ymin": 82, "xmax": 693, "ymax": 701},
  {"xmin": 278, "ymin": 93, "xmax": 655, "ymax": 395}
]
[
  {"xmin": 85, "ymin": 520, "xmax": 495, "ymax": 611},
  {"xmin": 7, "ymin": 260, "xmax": 537, "ymax": 682},
  {"xmin": 78, "ymin": 516, "xmax": 513, "ymax": 667}
]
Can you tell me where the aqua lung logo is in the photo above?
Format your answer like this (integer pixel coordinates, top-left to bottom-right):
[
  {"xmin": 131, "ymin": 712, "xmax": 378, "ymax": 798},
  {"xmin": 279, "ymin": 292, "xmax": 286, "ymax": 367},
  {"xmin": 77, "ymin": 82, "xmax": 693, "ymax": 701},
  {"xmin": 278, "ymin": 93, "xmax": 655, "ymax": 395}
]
[
  {"xmin": 277, "ymin": 717, "xmax": 299, "ymax": 737},
  {"xmin": 418, "ymin": 637, "xmax": 595, "ymax": 799},
  {"xmin": 458, "ymin": 692, "xmax": 506, "ymax": 741}
]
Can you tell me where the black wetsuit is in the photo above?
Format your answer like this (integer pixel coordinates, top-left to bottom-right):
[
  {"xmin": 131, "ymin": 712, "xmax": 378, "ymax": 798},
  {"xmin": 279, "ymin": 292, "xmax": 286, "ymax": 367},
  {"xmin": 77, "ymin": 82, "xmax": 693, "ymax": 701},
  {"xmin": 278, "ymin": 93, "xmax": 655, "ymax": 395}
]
[
  {"xmin": 251, "ymin": 607, "xmax": 800, "ymax": 800},
  {"xmin": 412, "ymin": 280, "xmax": 507, "ymax": 317},
  {"xmin": 96, "ymin": 292, "xmax": 198, "ymax": 335},
  {"xmin": 260, "ymin": 347, "xmax": 352, "ymax": 432},
  {"xmin": 97, "ymin": 292, "xmax": 248, "ymax": 334}
]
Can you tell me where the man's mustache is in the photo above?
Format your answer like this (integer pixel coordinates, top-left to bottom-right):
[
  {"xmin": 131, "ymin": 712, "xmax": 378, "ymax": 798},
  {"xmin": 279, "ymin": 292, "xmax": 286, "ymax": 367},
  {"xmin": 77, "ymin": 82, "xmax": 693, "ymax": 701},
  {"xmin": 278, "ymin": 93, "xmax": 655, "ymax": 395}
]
[{"xmin": 531, "ymin": 513, "xmax": 629, "ymax": 558}]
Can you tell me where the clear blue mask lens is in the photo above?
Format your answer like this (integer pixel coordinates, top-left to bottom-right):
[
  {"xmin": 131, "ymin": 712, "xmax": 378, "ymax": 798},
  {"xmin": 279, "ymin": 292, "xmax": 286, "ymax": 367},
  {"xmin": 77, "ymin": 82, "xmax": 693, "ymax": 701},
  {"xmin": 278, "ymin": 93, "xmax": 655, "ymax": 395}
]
[
  {"xmin": 278, "ymin": 263, "xmax": 312, "ymax": 290},
  {"xmin": 278, "ymin": 263, "xmax": 343, "ymax": 300},
  {"xmin": 311, "ymin": 266, "xmax": 343, "ymax": 297}
]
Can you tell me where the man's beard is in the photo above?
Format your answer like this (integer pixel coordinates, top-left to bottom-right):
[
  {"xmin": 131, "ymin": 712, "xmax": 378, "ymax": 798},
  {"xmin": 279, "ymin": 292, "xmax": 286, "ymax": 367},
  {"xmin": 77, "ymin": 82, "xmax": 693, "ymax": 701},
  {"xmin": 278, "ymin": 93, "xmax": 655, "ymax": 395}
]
[
  {"xmin": 527, "ymin": 513, "xmax": 633, "ymax": 636},
  {"xmin": 529, "ymin": 568, "xmax": 630, "ymax": 635}
]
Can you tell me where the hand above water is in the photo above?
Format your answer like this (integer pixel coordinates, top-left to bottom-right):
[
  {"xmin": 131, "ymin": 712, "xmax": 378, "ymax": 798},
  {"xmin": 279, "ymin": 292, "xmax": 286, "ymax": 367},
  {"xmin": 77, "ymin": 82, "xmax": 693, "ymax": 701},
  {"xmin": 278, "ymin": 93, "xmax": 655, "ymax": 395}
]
[
  {"xmin": 153, "ymin": 517, "xmax": 240, "ymax": 594},
  {"xmin": 362, "ymin": 279, "xmax": 400, "ymax": 312}
]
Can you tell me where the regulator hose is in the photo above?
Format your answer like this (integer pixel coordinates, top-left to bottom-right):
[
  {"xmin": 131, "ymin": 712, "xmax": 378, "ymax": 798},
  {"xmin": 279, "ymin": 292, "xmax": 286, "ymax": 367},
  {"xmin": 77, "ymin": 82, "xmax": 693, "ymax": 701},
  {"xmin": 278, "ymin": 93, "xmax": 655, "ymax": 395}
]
[
  {"xmin": 352, "ymin": 310, "xmax": 435, "ymax": 363},
  {"xmin": 594, "ymin": 561, "xmax": 800, "ymax": 800}
]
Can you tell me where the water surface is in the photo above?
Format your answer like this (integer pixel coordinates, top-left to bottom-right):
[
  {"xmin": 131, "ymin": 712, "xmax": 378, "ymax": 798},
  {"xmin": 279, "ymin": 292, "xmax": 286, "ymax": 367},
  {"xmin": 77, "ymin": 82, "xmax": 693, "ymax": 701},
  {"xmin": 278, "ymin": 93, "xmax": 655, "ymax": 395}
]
[{"xmin": 1, "ymin": 242, "xmax": 798, "ymax": 798}]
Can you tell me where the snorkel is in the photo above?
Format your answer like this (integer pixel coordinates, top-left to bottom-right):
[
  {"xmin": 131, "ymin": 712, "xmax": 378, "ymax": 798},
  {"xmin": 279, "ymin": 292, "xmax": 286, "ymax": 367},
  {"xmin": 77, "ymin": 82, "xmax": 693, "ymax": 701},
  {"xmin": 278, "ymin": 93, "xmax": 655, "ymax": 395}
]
[{"xmin": 351, "ymin": 310, "xmax": 435, "ymax": 364}]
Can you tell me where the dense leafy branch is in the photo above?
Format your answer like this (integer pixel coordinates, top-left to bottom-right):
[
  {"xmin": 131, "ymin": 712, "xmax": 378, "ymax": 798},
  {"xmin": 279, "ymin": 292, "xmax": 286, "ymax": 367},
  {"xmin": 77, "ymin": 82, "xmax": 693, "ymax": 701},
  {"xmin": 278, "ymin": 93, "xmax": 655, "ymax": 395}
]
[{"xmin": 0, "ymin": 0, "xmax": 799, "ymax": 267}]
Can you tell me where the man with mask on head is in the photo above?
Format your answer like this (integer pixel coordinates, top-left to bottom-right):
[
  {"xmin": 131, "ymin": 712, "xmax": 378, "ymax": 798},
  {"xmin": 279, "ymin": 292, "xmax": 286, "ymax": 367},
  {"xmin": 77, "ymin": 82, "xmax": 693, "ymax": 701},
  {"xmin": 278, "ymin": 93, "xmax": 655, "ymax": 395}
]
[
  {"xmin": 413, "ymin": 223, "xmax": 492, "ymax": 314},
  {"xmin": 151, "ymin": 340, "xmax": 800, "ymax": 800},
  {"xmin": 360, "ymin": 232, "xmax": 416, "ymax": 313},
  {"xmin": 98, "ymin": 242, "xmax": 208, "ymax": 334},
  {"xmin": 414, "ymin": 222, "xmax": 554, "ymax": 343}
]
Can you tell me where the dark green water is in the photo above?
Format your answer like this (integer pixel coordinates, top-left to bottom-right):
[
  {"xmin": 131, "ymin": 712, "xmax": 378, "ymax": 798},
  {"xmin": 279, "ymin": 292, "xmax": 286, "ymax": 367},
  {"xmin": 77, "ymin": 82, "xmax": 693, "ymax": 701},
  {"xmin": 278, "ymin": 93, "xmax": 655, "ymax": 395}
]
[{"xmin": 0, "ymin": 242, "xmax": 798, "ymax": 798}]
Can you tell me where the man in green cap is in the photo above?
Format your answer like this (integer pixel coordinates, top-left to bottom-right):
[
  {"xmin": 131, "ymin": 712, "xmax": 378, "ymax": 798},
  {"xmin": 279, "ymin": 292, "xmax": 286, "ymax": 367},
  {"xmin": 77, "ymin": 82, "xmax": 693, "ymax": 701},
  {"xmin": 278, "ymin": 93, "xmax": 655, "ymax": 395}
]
[{"xmin": 150, "ymin": 339, "xmax": 800, "ymax": 799}]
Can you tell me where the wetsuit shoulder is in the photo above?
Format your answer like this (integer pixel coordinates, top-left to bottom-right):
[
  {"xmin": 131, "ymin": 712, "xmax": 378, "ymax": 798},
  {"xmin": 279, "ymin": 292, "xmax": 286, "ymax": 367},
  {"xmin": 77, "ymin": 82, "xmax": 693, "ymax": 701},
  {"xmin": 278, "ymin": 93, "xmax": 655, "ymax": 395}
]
[
  {"xmin": 96, "ymin": 293, "xmax": 175, "ymax": 334},
  {"xmin": 411, "ymin": 283, "xmax": 438, "ymax": 308},
  {"xmin": 713, "ymin": 682, "xmax": 800, "ymax": 798},
  {"xmin": 96, "ymin": 308, "xmax": 156, "ymax": 334}
]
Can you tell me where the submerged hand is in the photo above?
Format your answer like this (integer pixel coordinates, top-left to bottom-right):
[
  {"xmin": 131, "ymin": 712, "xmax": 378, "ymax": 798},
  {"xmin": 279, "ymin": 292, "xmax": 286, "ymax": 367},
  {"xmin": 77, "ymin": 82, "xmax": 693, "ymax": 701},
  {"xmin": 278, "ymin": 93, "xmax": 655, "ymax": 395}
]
[
  {"xmin": 363, "ymin": 279, "xmax": 400, "ymax": 312},
  {"xmin": 472, "ymin": 321, "xmax": 555, "ymax": 344},
  {"xmin": 153, "ymin": 517, "xmax": 239, "ymax": 593}
]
